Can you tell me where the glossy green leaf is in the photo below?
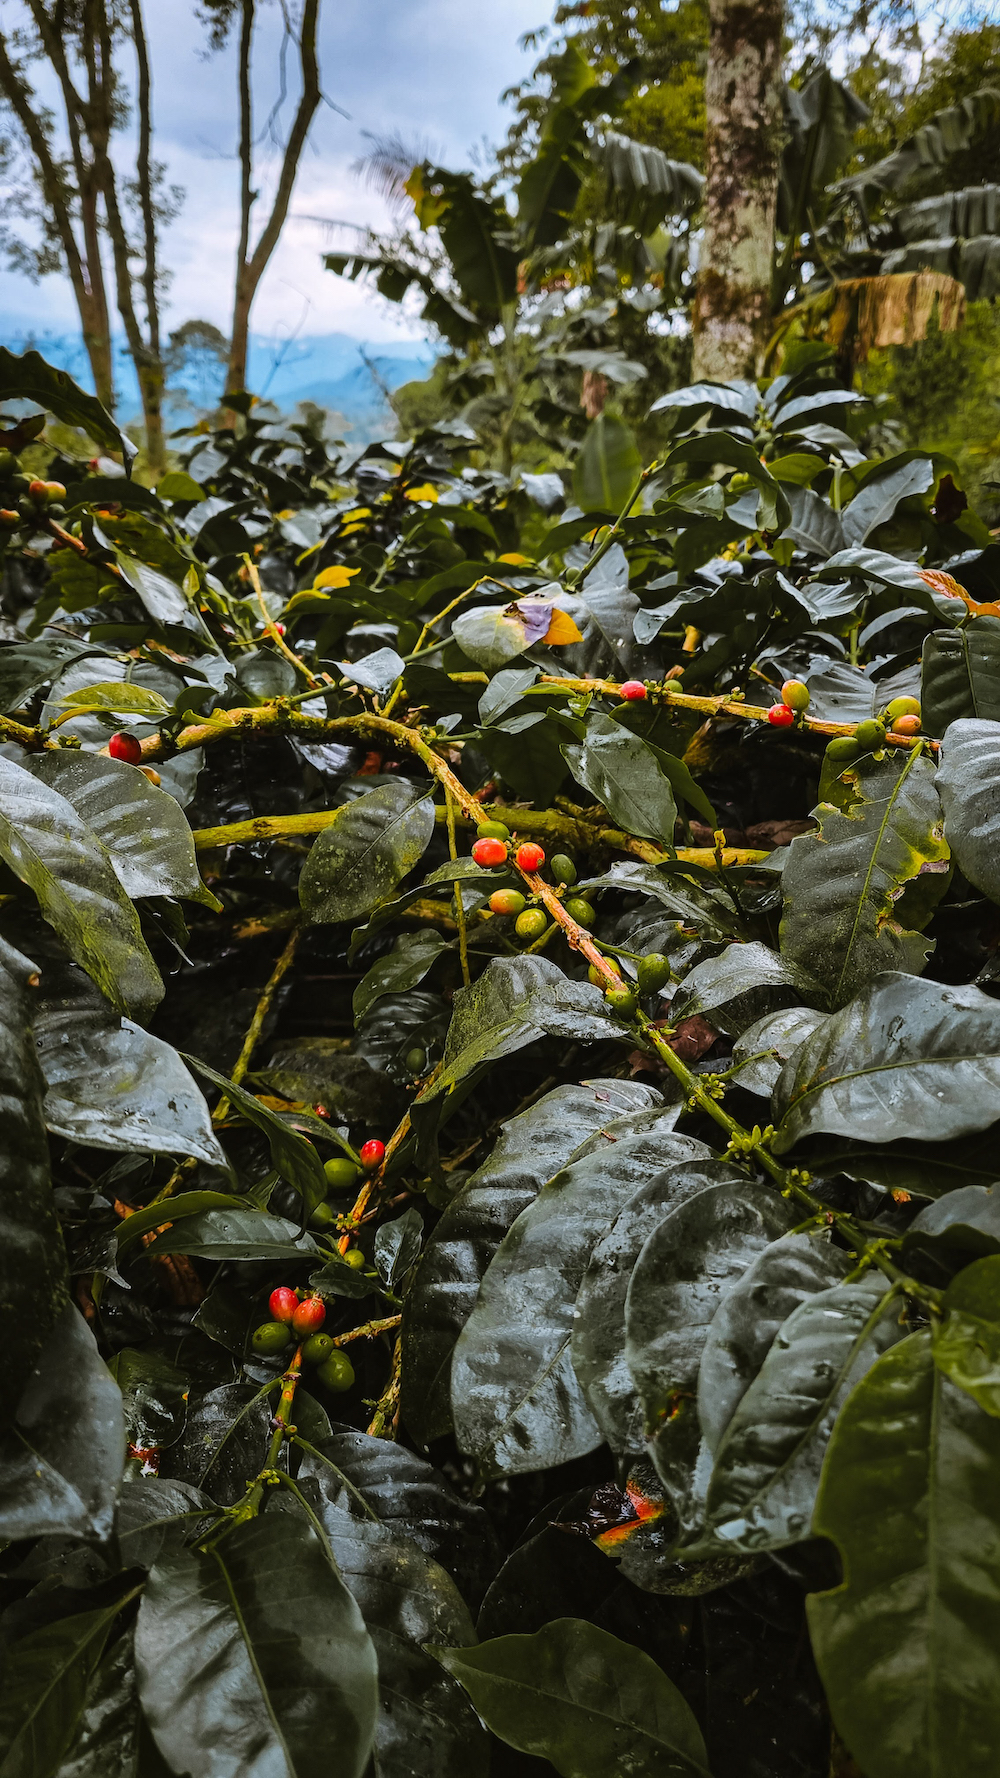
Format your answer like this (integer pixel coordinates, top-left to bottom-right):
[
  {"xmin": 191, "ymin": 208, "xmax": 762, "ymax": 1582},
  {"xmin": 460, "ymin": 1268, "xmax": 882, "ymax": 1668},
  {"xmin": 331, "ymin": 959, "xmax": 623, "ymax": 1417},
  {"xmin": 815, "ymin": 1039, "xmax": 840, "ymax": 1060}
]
[
  {"xmin": 452, "ymin": 1115, "xmax": 702, "ymax": 1478},
  {"xmin": 0, "ymin": 756, "xmax": 162, "ymax": 1020},
  {"xmin": 0, "ymin": 935, "xmax": 67, "ymax": 1407},
  {"xmin": 0, "ymin": 345, "xmax": 133, "ymax": 461},
  {"xmin": 936, "ymin": 717, "xmax": 1000, "ymax": 906},
  {"xmin": 673, "ymin": 941, "xmax": 823, "ymax": 1035},
  {"xmin": 933, "ymin": 1256, "xmax": 1000, "ymax": 1414},
  {"xmin": 921, "ymin": 618, "xmax": 1000, "ymax": 736},
  {"xmin": 573, "ymin": 414, "xmax": 642, "ymax": 513},
  {"xmin": 562, "ymin": 711, "xmax": 677, "ymax": 842},
  {"xmin": 167, "ymin": 1383, "xmax": 273, "ymax": 1504},
  {"xmin": 353, "ymin": 931, "xmax": 449, "ymax": 1024},
  {"xmin": 625, "ymin": 1178, "xmax": 798, "ymax": 1527},
  {"xmin": 0, "ymin": 639, "xmax": 99, "ymax": 714},
  {"xmin": 34, "ymin": 961, "xmax": 228, "ymax": 1166},
  {"xmin": 59, "ymin": 681, "xmax": 171, "ymax": 716},
  {"xmin": 780, "ymin": 750, "xmax": 949, "ymax": 1006},
  {"xmin": 412, "ymin": 956, "xmax": 622, "ymax": 1133},
  {"xmin": 54, "ymin": 1631, "xmax": 140, "ymax": 1778},
  {"xmin": 730, "ymin": 1005, "xmax": 827, "ymax": 1097},
  {"xmin": 135, "ymin": 1513, "xmax": 378, "ymax": 1778},
  {"xmin": 436, "ymin": 1618, "xmax": 711, "ymax": 1777},
  {"xmin": 299, "ymin": 780, "xmax": 435, "ymax": 925},
  {"xmin": 0, "ymin": 1305, "xmax": 124, "ymax": 1542},
  {"xmin": 772, "ymin": 971, "xmax": 1000, "ymax": 1152},
  {"xmin": 296, "ymin": 1432, "xmax": 499, "ymax": 1611},
  {"xmin": 809, "ymin": 1331, "xmax": 1000, "ymax": 1778},
  {"xmin": 702, "ymin": 1275, "xmax": 898, "ymax": 1552},
  {"xmin": 401, "ymin": 1078, "xmax": 663, "ymax": 1447},
  {"xmin": 107, "ymin": 1347, "xmax": 190, "ymax": 1452},
  {"xmin": 0, "ymin": 1598, "xmax": 126, "ymax": 1778},
  {"xmin": 299, "ymin": 1457, "xmax": 487, "ymax": 1778},
  {"xmin": 696, "ymin": 1231, "xmax": 854, "ymax": 1454},
  {"xmin": 572, "ymin": 1156, "xmax": 740, "ymax": 1458},
  {"xmin": 841, "ymin": 457, "xmax": 935, "ymax": 545},
  {"xmin": 148, "ymin": 1207, "xmax": 317, "ymax": 1261},
  {"xmin": 26, "ymin": 751, "xmax": 220, "ymax": 907},
  {"xmin": 182, "ymin": 1055, "xmax": 327, "ymax": 1213}
]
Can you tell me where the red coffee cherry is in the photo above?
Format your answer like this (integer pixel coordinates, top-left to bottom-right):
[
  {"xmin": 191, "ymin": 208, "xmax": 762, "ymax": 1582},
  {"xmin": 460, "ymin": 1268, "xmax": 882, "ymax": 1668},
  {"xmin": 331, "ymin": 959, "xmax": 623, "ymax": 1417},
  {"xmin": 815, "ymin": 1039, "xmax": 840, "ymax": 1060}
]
[
  {"xmin": 272, "ymin": 622, "xmax": 286, "ymax": 636},
  {"xmin": 269, "ymin": 1286, "xmax": 299, "ymax": 1324},
  {"xmin": 890, "ymin": 713, "xmax": 921, "ymax": 736},
  {"xmin": 767, "ymin": 704, "xmax": 795, "ymax": 728},
  {"xmin": 108, "ymin": 732, "xmax": 143, "ymax": 764},
  {"xmin": 27, "ymin": 478, "xmax": 48, "ymax": 503},
  {"xmin": 291, "ymin": 1295, "xmax": 326, "ymax": 1337},
  {"xmin": 359, "ymin": 1138, "xmax": 385, "ymax": 1171},
  {"xmin": 0, "ymin": 509, "xmax": 20, "ymax": 529},
  {"xmin": 620, "ymin": 680, "xmax": 647, "ymax": 701},
  {"xmin": 472, "ymin": 837, "xmax": 507, "ymax": 867},
  {"xmin": 515, "ymin": 842, "xmax": 545, "ymax": 872}
]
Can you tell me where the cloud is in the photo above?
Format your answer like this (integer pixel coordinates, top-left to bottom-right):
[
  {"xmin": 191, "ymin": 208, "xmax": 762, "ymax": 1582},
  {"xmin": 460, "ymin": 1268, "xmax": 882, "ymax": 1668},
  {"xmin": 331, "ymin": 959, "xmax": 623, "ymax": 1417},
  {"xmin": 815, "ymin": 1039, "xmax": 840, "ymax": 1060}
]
[{"xmin": 0, "ymin": 0, "xmax": 544, "ymax": 342}]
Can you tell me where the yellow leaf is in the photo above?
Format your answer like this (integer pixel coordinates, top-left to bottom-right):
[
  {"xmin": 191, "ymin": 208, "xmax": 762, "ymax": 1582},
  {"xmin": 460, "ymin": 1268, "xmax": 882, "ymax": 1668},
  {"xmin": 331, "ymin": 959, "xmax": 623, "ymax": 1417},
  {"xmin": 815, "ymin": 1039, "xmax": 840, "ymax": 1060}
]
[
  {"xmin": 497, "ymin": 552, "xmax": 534, "ymax": 565},
  {"xmin": 314, "ymin": 566, "xmax": 360, "ymax": 590},
  {"xmin": 403, "ymin": 483, "xmax": 439, "ymax": 503},
  {"xmin": 543, "ymin": 609, "xmax": 584, "ymax": 646}
]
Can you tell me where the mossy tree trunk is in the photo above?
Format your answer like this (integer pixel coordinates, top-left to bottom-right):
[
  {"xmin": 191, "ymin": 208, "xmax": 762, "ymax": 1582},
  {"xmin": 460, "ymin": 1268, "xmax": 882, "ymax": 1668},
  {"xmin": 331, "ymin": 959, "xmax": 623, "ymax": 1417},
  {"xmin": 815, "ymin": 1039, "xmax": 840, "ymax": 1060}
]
[{"xmin": 692, "ymin": 0, "xmax": 785, "ymax": 382}]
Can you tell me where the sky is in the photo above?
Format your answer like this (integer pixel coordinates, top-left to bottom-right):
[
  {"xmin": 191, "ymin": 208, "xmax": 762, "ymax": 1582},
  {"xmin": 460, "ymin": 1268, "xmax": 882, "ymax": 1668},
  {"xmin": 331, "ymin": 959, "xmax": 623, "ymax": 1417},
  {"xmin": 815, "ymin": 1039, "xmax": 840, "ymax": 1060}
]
[{"xmin": 0, "ymin": 0, "xmax": 549, "ymax": 348}]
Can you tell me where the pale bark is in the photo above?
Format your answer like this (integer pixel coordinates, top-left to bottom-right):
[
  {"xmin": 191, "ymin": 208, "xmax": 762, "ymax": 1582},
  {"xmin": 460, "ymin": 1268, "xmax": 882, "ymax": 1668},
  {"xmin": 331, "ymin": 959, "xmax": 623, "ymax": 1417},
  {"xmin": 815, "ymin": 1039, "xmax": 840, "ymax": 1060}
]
[
  {"xmin": 226, "ymin": 0, "xmax": 322, "ymax": 396},
  {"xmin": 691, "ymin": 0, "xmax": 785, "ymax": 383}
]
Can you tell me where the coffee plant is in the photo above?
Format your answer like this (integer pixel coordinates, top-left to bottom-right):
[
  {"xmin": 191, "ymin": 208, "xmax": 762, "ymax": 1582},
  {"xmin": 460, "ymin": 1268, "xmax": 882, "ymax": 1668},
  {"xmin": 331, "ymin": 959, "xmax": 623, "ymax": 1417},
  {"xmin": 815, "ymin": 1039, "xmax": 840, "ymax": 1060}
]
[{"xmin": 1, "ymin": 343, "xmax": 1000, "ymax": 1778}]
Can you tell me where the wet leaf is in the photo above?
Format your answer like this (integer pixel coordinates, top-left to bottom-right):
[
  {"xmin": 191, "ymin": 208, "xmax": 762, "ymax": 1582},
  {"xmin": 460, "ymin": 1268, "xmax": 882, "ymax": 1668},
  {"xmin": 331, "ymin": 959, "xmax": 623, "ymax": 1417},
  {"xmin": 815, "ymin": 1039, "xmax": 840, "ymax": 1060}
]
[
  {"xmin": 0, "ymin": 757, "xmax": 162, "ymax": 1020},
  {"xmin": 772, "ymin": 972, "xmax": 1000, "ymax": 1152},
  {"xmin": 780, "ymin": 751, "xmax": 949, "ymax": 1006},
  {"xmin": 562, "ymin": 712, "xmax": 677, "ymax": 843},
  {"xmin": 935, "ymin": 717, "xmax": 1000, "ymax": 907},
  {"xmin": 809, "ymin": 1332, "xmax": 1000, "ymax": 1778},
  {"xmin": 299, "ymin": 781, "xmax": 435, "ymax": 925},
  {"xmin": 452, "ymin": 1112, "xmax": 696, "ymax": 1479},
  {"xmin": 932, "ymin": 1256, "xmax": 1000, "ymax": 1415},
  {"xmin": 401, "ymin": 1079, "xmax": 662, "ymax": 1446},
  {"xmin": 921, "ymin": 618, "xmax": 1000, "ymax": 736},
  {"xmin": 0, "ymin": 1598, "xmax": 126, "ymax": 1778},
  {"xmin": 26, "ymin": 752, "xmax": 219, "ymax": 908},
  {"xmin": 437, "ymin": 1617, "xmax": 711, "ymax": 1776},
  {"xmin": 135, "ymin": 1513, "xmax": 378, "ymax": 1778},
  {"xmin": 702, "ymin": 1275, "xmax": 899, "ymax": 1552}
]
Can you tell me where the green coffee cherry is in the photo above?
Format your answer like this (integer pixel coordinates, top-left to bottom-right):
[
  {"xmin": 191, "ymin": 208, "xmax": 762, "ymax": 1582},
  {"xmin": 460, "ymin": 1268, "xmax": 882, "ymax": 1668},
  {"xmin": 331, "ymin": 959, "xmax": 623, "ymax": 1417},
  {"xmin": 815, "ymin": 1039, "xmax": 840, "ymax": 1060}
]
[
  {"xmin": 0, "ymin": 449, "xmax": 16, "ymax": 478},
  {"xmin": 781, "ymin": 679, "xmax": 811, "ymax": 712},
  {"xmin": 826, "ymin": 737, "xmax": 860, "ymax": 763},
  {"xmin": 605, "ymin": 986, "xmax": 638, "ymax": 1017},
  {"xmin": 477, "ymin": 820, "xmax": 511, "ymax": 841},
  {"xmin": 310, "ymin": 1201, "xmax": 338, "ymax": 1229},
  {"xmin": 405, "ymin": 1046, "xmax": 427, "ymax": 1072},
  {"xmin": 564, "ymin": 897, "xmax": 596, "ymax": 929},
  {"xmin": 515, "ymin": 908, "xmax": 548, "ymax": 942},
  {"xmin": 251, "ymin": 1321, "xmax": 292, "ymax": 1357},
  {"xmin": 302, "ymin": 1332, "xmax": 336, "ymax": 1366},
  {"xmin": 317, "ymin": 1351, "xmax": 355, "ymax": 1392},
  {"xmin": 854, "ymin": 719, "xmax": 886, "ymax": 751},
  {"xmin": 324, "ymin": 1156, "xmax": 361, "ymax": 1191},
  {"xmin": 550, "ymin": 853, "xmax": 577, "ymax": 886},
  {"xmin": 588, "ymin": 963, "xmax": 605, "ymax": 986},
  {"xmin": 637, "ymin": 952, "xmax": 672, "ymax": 993},
  {"xmin": 344, "ymin": 1247, "xmax": 366, "ymax": 1270}
]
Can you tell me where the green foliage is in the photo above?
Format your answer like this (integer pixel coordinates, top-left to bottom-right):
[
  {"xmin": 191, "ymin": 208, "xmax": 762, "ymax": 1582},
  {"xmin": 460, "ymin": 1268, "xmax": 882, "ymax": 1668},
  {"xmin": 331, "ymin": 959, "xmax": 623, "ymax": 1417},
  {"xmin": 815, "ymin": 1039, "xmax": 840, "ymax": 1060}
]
[{"xmin": 4, "ymin": 336, "xmax": 1000, "ymax": 1778}]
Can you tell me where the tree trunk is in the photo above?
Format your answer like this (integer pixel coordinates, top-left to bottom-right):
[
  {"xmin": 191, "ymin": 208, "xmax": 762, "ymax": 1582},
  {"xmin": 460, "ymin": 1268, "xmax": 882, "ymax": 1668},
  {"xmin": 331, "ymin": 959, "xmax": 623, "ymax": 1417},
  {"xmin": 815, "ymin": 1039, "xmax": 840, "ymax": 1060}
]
[{"xmin": 691, "ymin": 0, "xmax": 785, "ymax": 383}]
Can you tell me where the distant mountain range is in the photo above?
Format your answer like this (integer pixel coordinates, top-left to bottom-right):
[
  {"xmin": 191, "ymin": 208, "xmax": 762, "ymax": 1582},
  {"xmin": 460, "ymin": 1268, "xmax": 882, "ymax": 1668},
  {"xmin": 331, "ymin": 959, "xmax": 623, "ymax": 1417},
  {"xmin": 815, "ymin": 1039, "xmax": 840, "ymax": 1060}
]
[{"xmin": 0, "ymin": 324, "xmax": 437, "ymax": 440}]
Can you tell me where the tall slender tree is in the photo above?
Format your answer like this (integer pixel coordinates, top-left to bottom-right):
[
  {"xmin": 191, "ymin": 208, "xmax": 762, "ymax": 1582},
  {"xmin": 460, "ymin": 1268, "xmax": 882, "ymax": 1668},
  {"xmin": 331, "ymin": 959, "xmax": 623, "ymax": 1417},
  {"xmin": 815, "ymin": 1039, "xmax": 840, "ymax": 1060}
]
[
  {"xmin": 199, "ymin": 0, "xmax": 323, "ymax": 397},
  {"xmin": 691, "ymin": 0, "xmax": 785, "ymax": 380},
  {"xmin": 0, "ymin": 0, "xmax": 172, "ymax": 472}
]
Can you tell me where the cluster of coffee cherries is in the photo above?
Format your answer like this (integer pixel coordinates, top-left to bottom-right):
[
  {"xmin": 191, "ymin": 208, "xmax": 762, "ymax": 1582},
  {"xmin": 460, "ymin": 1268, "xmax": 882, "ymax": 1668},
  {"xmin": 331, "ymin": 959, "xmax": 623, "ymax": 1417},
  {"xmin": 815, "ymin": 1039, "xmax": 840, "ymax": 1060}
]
[
  {"xmin": 470, "ymin": 824, "xmax": 596, "ymax": 944},
  {"xmin": 587, "ymin": 949, "xmax": 672, "ymax": 1018},
  {"xmin": 309, "ymin": 1140, "xmax": 384, "ymax": 1231},
  {"xmin": 251, "ymin": 1287, "xmax": 355, "ymax": 1391},
  {"xmin": 0, "ymin": 457, "xmax": 66, "ymax": 533},
  {"xmin": 825, "ymin": 695, "xmax": 923, "ymax": 766},
  {"xmin": 766, "ymin": 679, "xmax": 812, "ymax": 727}
]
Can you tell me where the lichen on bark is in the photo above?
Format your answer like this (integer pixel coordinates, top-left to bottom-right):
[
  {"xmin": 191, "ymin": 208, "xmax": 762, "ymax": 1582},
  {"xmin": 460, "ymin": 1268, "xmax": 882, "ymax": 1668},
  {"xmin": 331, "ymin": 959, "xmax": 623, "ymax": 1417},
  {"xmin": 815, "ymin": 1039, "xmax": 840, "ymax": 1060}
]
[{"xmin": 692, "ymin": 0, "xmax": 785, "ymax": 382}]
